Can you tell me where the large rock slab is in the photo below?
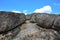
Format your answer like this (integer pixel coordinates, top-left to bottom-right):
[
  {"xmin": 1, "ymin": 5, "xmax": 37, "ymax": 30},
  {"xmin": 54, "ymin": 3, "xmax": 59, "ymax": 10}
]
[
  {"xmin": 13, "ymin": 23, "xmax": 60, "ymax": 40},
  {"xmin": 0, "ymin": 11, "xmax": 26, "ymax": 33},
  {"xmin": 52, "ymin": 16, "xmax": 60, "ymax": 31},
  {"xmin": 30, "ymin": 13, "xmax": 38, "ymax": 23},
  {"xmin": 35, "ymin": 13, "xmax": 56, "ymax": 28},
  {"xmin": 0, "ymin": 26, "xmax": 20, "ymax": 40},
  {"xmin": 34, "ymin": 13, "xmax": 60, "ymax": 31}
]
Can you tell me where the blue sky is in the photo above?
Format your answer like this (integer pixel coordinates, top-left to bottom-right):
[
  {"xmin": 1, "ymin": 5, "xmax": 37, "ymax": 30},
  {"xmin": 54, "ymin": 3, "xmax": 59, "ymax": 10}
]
[{"xmin": 0, "ymin": 0, "xmax": 60, "ymax": 14}]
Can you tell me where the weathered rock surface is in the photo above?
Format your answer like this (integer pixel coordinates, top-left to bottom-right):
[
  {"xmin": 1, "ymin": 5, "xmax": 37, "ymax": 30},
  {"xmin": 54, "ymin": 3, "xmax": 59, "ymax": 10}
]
[
  {"xmin": 0, "ymin": 11, "xmax": 60, "ymax": 40},
  {"xmin": 30, "ymin": 13, "xmax": 38, "ymax": 23},
  {"xmin": 30, "ymin": 13, "xmax": 60, "ymax": 31},
  {"xmin": 26, "ymin": 15, "xmax": 31, "ymax": 20},
  {"xmin": 0, "ymin": 26, "xmax": 20, "ymax": 40},
  {"xmin": 13, "ymin": 20, "xmax": 60, "ymax": 40},
  {"xmin": 0, "ymin": 11, "xmax": 26, "ymax": 33},
  {"xmin": 53, "ymin": 16, "xmax": 60, "ymax": 31},
  {"xmin": 35, "ymin": 13, "xmax": 56, "ymax": 28}
]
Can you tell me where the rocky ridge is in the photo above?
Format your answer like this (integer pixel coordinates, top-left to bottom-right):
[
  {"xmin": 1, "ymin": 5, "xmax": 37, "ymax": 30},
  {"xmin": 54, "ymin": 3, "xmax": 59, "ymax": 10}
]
[{"xmin": 0, "ymin": 12, "xmax": 60, "ymax": 40}]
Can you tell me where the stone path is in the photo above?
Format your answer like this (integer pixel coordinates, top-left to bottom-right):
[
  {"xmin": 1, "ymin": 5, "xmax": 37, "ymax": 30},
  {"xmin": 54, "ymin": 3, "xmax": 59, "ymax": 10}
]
[
  {"xmin": 12, "ymin": 20, "xmax": 40, "ymax": 40},
  {"xmin": 12, "ymin": 20, "xmax": 60, "ymax": 40}
]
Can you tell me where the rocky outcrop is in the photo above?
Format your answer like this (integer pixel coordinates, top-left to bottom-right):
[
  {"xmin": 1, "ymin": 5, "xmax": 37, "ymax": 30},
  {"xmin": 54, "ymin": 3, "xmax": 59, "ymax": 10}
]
[
  {"xmin": 13, "ymin": 13, "xmax": 60, "ymax": 40},
  {"xmin": 30, "ymin": 13, "xmax": 60, "ymax": 31},
  {"xmin": 0, "ymin": 11, "xmax": 26, "ymax": 40},
  {"xmin": 35, "ymin": 13, "xmax": 57, "ymax": 28},
  {"xmin": 0, "ymin": 11, "xmax": 26, "ymax": 33},
  {"xmin": 13, "ymin": 23, "xmax": 60, "ymax": 40},
  {"xmin": 0, "ymin": 11, "xmax": 60, "ymax": 40},
  {"xmin": 0, "ymin": 26, "xmax": 20, "ymax": 40},
  {"xmin": 26, "ymin": 15, "xmax": 31, "ymax": 20},
  {"xmin": 52, "ymin": 16, "xmax": 60, "ymax": 31},
  {"xmin": 30, "ymin": 13, "xmax": 38, "ymax": 23}
]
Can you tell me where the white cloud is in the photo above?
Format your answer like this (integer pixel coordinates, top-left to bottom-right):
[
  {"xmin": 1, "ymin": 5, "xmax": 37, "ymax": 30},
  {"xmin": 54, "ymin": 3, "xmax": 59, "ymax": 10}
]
[
  {"xmin": 53, "ymin": 3, "xmax": 60, "ymax": 5},
  {"xmin": 12, "ymin": 10, "xmax": 21, "ymax": 13},
  {"xmin": 33, "ymin": 5, "xmax": 52, "ymax": 13},
  {"xmin": 23, "ymin": 10, "xmax": 27, "ymax": 15},
  {"xmin": 11, "ymin": 10, "xmax": 28, "ymax": 15}
]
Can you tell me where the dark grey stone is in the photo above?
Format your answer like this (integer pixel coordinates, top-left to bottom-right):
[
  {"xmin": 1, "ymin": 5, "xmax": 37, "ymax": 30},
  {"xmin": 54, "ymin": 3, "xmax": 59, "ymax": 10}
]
[
  {"xmin": 52, "ymin": 16, "xmax": 60, "ymax": 31},
  {"xmin": 35, "ymin": 13, "xmax": 56, "ymax": 28},
  {"xmin": 0, "ymin": 11, "xmax": 26, "ymax": 32},
  {"xmin": 30, "ymin": 13, "xmax": 38, "ymax": 23},
  {"xmin": 0, "ymin": 26, "xmax": 20, "ymax": 40}
]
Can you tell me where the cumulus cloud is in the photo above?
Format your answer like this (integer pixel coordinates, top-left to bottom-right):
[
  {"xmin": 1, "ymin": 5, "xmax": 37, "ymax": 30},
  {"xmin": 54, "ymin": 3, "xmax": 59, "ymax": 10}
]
[
  {"xmin": 12, "ymin": 10, "xmax": 21, "ymax": 13},
  {"xmin": 33, "ymin": 5, "xmax": 52, "ymax": 13}
]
